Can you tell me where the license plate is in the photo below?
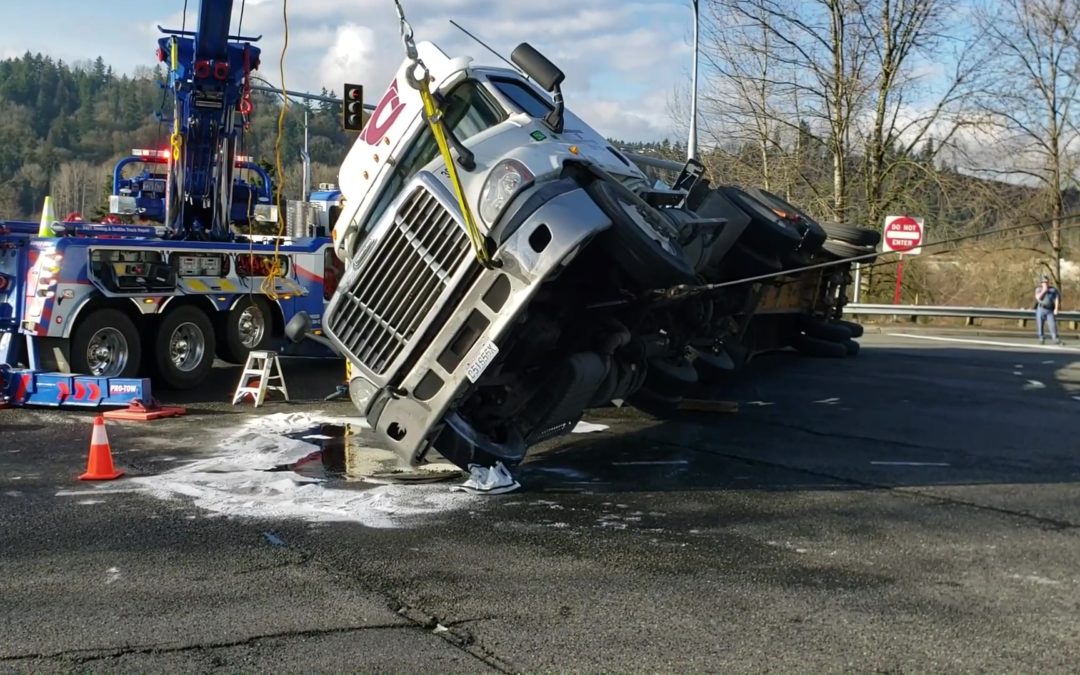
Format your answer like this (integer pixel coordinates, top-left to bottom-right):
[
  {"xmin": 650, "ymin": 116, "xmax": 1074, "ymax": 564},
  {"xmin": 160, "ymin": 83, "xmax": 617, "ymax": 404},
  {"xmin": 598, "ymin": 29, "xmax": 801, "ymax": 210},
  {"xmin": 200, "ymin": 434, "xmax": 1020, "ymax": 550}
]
[{"xmin": 465, "ymin": 339, "xmax": 499, "ymax": 383}]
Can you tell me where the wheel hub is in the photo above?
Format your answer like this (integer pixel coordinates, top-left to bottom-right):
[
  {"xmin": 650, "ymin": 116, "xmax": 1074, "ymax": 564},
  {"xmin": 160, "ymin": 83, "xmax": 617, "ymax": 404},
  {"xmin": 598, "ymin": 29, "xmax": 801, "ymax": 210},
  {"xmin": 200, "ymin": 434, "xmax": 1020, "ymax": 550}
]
[
  {"xmin": 170, "ymin": 322, "xmax": 205, "ymax": 372},
  {"xmin": 86, "ymin": 328, "xmax": 128, "ymax": 377}
]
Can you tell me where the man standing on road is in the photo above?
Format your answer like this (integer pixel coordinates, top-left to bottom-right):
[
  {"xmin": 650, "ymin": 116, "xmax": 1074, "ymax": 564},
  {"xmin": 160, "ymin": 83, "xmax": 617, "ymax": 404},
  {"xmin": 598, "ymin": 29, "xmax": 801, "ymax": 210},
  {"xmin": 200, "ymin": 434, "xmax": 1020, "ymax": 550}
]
[{"xmin": 1035, "ymin": 275, "xmax": 1063, "ymax": 345}]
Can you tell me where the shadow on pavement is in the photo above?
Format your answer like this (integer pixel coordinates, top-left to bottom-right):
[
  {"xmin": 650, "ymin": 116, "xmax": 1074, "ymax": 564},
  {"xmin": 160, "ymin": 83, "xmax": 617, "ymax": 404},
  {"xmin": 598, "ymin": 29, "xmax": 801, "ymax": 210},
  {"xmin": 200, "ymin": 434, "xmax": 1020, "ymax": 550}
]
[{"xmin": 517, "ymin": 342, "xmax": 1080, "ymax": 494}]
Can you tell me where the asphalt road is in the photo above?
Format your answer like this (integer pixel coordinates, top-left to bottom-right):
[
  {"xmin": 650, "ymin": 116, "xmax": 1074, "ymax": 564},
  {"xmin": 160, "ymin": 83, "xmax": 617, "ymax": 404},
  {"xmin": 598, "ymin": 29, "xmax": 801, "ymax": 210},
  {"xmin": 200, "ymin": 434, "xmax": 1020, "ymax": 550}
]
[{"xmin": 2, "ymin": 330, "xmax": 1080, "ymax": 673}]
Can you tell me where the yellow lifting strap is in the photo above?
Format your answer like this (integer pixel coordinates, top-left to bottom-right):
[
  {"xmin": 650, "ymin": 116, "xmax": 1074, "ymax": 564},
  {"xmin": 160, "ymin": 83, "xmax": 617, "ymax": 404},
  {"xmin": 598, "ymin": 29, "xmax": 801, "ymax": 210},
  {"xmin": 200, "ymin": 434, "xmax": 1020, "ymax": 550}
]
[
  {"xmin": 169, "ymin": 38, "xmax": 182, "ymax": 160},
  {"xmin": 393, "ymin": 0, "xmax": 493, "ymax": 269},
  {"xmin": 415, "ymin": 76, "xmax": 492, "ymax": 268}
]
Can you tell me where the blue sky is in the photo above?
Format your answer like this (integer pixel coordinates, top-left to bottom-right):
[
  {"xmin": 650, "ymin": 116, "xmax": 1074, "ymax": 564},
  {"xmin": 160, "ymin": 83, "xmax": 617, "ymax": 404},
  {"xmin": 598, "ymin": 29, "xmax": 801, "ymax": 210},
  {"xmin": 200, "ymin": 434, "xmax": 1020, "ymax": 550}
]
[{"xmin": 0, "ymin": 0, "xmax": 696, "ymax": 141}]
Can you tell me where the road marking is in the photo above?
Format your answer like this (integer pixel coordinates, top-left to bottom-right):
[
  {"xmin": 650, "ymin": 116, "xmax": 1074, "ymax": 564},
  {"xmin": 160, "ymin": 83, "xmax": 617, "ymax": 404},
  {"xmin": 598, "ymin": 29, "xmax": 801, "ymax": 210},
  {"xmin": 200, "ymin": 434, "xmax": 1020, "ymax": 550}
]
[
  {"xmin": 814, "ymin": 397, "xmax": 840, "ymax": 404},
  {"xmin": 870, "ymin": 461, "xmax": 951, "ymax": 467},
  {"xmin": 888, "ymin": 333, "xmax": 1080, "ymax": 351},
  {"xmin": 611, "ymin": 460, "xmax": 690, "ymax": 466},
  {"xmin": 1023, "ymin": 380, "xmax": 1046, "ymax": 390}
]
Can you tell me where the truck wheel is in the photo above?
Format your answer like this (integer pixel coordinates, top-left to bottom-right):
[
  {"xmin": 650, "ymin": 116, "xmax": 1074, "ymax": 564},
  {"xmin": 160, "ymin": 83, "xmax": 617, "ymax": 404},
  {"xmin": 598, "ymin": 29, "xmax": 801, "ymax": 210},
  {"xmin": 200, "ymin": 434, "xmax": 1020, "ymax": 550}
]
[
  {"xmin": 586, "ymin": 178, "xmax": 697, "ymax": 289},
  {"xmin": 820, "ymin": 222, "xmax": 881, "ymax": 247},
  {"xmin": 791, "ymin": 332, "xmax": 848, "ymax": 358},
  {"xmin": 70, "ymin": 308, "xmax": 142, "ymax": 378},
  {"xmin": 832, "ymin": 319, "xmax": 864, "ymax": 338},
  {"xmin": 153, "ymin": 306, "xmax": 216, "ymax": 389},
  {"xmin": 219, "ymin": 296, "xmax": 272, "ymax": 363},
  {"xmin": 822, "ymin": 239, "xmax": 875, "ymax": 262},
  {"xmin": 643, "ymin": 354, "xmax": 699, "ymax": 397},
  {"xmin": 798, "ymin": 316, "xmax": 852, "ymax": 342}
]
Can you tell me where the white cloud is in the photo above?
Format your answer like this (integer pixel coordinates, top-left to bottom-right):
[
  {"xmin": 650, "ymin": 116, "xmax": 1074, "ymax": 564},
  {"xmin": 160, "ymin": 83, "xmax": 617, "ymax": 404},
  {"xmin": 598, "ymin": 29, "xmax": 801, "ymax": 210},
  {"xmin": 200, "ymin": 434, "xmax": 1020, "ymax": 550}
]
[
  {"xmin": 2, "ymin": 0, "xmax": 694, "ymax": 142},
  {"xmin": 317, "ymin": 23, "xmax": 380, "ymax": 91}
]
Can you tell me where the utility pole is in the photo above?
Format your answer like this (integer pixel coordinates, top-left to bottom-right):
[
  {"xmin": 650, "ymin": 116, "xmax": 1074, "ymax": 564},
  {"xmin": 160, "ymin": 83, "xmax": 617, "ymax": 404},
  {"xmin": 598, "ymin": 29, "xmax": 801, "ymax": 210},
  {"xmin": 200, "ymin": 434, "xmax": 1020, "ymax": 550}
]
[
  {"xmin": 301, "ymin": 107, "xmax": 311, "ymax": 202},
  {"xmin": 688, "ymin": 0, "xmax": 700, "ymax": 161}
]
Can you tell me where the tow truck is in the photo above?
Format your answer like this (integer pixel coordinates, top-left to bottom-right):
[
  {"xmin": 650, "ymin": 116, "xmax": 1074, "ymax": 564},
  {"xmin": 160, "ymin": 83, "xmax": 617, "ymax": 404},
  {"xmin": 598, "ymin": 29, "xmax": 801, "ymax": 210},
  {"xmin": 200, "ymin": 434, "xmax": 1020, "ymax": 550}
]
[{"xmin": 0, "ymin": 0, "xmax": 348, "ymax": 406}]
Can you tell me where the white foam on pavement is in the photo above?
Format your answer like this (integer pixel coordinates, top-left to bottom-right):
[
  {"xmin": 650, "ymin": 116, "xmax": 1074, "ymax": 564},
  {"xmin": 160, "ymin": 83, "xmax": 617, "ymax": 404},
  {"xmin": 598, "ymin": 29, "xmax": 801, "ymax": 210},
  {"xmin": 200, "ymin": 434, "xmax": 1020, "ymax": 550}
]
[
  {"xmin": 112, "ymin": 412, "xmax": 480, "ymax": 528},
  {"xmin": 572, "ymin": 420, "xmax": 610, "ymax": 433}
]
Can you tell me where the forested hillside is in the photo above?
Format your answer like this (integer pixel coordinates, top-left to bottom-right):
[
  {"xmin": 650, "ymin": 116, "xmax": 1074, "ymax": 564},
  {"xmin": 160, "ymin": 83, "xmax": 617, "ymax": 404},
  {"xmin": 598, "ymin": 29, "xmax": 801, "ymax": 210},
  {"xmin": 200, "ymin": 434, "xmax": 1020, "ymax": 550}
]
[{"xmin": 0, "ymin": 52, "xmax": 349, "ymax": 220}]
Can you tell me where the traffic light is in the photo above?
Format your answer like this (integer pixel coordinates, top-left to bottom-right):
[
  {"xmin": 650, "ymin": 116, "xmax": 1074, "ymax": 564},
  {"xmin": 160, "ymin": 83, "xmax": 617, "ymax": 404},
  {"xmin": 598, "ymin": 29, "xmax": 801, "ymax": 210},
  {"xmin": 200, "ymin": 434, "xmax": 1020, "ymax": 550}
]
[{"xmin": 343, "ymin": 83, "xmax": 364, "ymax": 132}]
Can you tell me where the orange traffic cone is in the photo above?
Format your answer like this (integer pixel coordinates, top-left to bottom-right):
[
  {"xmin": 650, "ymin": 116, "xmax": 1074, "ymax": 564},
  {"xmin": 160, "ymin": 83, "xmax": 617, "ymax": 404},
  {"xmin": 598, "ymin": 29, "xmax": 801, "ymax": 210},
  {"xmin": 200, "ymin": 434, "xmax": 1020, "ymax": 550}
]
[{"xmin": 79, "ymin": 416, "xmax": 124, "ymax": 481}]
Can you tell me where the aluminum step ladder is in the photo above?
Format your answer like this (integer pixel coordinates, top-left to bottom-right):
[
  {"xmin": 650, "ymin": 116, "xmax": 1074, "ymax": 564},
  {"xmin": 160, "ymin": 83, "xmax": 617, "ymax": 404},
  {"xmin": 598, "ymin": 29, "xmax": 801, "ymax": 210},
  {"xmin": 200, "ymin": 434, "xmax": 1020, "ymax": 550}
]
[{"xmin": 231, "ymin": 350, "xmax": 289, "ymax": 406}]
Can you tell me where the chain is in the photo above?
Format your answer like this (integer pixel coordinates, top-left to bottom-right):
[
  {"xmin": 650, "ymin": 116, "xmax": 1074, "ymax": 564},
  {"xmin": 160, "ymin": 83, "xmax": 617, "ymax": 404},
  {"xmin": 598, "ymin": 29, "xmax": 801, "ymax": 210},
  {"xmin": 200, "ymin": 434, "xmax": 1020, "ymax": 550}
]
[{"xmin": 393, "ymin": 0, "xmax": 428, "ymax": 88}]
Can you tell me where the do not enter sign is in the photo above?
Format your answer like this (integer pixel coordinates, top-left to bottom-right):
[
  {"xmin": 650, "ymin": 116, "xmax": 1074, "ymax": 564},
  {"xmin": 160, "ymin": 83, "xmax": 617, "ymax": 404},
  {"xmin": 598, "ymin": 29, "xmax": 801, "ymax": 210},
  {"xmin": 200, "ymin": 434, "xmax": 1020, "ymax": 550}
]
[{"xmin": 883, "ymin": 215, "xmax": 924, "ymax": 255}]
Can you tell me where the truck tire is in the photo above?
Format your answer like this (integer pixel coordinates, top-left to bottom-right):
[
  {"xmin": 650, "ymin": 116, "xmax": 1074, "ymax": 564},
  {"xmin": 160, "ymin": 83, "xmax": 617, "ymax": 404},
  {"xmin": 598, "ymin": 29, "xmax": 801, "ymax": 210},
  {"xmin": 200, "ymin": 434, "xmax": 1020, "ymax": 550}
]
[
  {"xmin": 153, "ymin": 305, "xmax": 216, "ymax": 389},
  {"xmin": 823, "ymin": 239, "xmax": 875, "ymax": 262},
  {"xmin": 798, "ymin": 316, "xmax": 852, "ymax": 342},
  {"xmin": 791, "ymin": 332, "xmax": 848, "ymax": 358},
  {"xmin": 643, "ymin": 354, "xmax": 699, "ymax": 397},
  {"xmin": 219, "ymin": 296, "xmax": 272, "ymax": 364},
  {"xmin": 833, "ymin": 319, "xmax": 865, "ymax": 338},
  {"xmin": 820, "ymin": 222, "xmax": 880, "ymax": 247},
  {"xmin": 586, "ymin": 178, "xmax": 697, "ymax": 289},
  {"xmin": 70, "ymin": 308, "xmax": 142, "ymax": 378}
]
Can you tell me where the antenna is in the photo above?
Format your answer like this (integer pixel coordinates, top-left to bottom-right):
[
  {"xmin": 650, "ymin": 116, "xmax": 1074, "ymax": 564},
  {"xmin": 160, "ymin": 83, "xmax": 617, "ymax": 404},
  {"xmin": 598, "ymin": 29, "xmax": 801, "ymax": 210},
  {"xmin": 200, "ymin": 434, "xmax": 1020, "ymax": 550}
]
[{"xmin": 448, "ymin": 19, "xmax": 530, "ymax": 80}]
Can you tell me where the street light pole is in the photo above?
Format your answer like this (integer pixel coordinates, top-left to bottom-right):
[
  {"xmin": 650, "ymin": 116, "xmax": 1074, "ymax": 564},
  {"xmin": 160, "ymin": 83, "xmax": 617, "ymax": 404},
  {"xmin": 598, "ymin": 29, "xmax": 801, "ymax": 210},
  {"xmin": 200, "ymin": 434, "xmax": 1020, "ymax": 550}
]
[{"xmin": 688, "ymin": 0, "xmax": 700, "ymax": 162}]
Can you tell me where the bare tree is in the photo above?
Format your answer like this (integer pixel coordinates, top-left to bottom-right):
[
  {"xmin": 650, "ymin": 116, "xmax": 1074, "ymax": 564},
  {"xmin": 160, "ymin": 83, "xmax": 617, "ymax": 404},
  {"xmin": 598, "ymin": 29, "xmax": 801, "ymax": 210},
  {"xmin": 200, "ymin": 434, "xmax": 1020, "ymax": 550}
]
[
  {"xmin": 701, "ymin": 0, "xmax": 980, "ymax": 229},
  {"xmin": 705, "ymin": 0, "xmax": 878, "ymax": 222},
  {"xmin": 968, "ymin": 0, "xmax": 1080, "ymax": 285},
  {"xmin": 700, "ymin": 0, "xmax": 790, "ymax": 191},
  {"xmin": 51, "ymin": 161, "xmax": 100, "ymax": 218},
  {"xmin": 859, "ymin": 0, "xmax": 981, "ymax": 230}
]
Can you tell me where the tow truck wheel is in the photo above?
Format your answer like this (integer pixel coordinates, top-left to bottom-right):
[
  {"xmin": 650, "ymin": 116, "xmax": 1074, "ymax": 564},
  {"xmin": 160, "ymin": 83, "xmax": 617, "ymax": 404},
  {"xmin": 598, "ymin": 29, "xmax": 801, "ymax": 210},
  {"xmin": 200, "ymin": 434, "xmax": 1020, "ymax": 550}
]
[
  {"xmin": 219, "ymin": 296, "xmax": 272, "ymax": 363},
  {"xmin": 153, "ymin": 306, "xmax": 216, "ymax": 390},
  {"xmin": 70, "ymin": 308, "xmax": 142, "ymax": 378}
]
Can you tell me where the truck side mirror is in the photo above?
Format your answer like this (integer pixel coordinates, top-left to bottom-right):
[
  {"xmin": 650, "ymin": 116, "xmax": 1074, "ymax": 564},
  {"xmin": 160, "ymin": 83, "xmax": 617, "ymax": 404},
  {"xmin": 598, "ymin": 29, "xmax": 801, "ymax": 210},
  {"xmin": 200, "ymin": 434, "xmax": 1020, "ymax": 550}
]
[
  {"xmin": 285, "ymin": 311, "xmax": 312, "ymax": 343},
  {"xmin": 511, "ymin": 43, "xmax": 565, "ymax": 93},
  {"xmin": 285, "ymin": 311, "xmax": 344, "ymax": 356},
  {"xmin": 510, "ymin": 43, "xmax": 566, "ymax": 134}
]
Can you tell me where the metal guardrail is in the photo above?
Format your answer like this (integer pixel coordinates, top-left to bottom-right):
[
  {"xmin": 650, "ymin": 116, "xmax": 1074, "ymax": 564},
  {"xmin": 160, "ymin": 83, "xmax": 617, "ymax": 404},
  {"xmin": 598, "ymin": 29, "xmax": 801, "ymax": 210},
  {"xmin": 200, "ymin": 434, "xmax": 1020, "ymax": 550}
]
[{"xmin": 843, "ymin": 303, "xmax": 1080, "ymax": 325}]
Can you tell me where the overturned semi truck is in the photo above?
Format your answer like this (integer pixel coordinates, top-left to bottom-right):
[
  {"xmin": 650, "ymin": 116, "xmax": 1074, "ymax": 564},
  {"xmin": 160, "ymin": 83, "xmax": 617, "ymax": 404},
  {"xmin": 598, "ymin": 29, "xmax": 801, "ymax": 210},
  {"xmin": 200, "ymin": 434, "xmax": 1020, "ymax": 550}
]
[{"xmin": 287, "ymin": 41, "xmax": 875, "ymax": 472}]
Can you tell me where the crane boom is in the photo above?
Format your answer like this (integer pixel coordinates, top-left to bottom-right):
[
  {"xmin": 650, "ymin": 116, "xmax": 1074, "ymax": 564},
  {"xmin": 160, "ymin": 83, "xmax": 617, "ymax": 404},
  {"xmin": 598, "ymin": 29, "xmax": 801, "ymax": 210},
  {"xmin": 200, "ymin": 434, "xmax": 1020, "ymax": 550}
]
[{"xmin": 156, "ymin": 0, "xmax": 263, "ymax": 241}]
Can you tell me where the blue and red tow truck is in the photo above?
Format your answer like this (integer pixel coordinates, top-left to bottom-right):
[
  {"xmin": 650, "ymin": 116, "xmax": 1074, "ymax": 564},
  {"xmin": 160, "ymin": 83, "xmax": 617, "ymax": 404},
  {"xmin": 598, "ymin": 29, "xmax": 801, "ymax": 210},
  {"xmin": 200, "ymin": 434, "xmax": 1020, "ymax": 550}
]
[
  {"xmin": 0, "ymin": 217, "xmax": 343, "ymax": 409},
  {"xmin": 0, "ymin": 0, "xmax": 350, "ymax": 410}
]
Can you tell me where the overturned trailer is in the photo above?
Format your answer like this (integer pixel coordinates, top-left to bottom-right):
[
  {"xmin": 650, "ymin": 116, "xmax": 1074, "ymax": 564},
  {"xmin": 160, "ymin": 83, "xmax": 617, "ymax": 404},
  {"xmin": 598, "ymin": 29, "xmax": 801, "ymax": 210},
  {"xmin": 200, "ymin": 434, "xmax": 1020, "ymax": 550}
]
[{"xmin": 290, "ymin": 41, "xmax": 875, "ymax": 473}]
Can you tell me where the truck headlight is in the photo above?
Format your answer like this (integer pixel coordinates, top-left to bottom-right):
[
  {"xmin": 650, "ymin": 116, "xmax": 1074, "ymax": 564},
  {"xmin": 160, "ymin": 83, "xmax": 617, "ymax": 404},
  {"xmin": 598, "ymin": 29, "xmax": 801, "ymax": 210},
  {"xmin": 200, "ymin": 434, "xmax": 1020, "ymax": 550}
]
[{"xmin": 479, "ymin": 159, "xmax": 534, "ymax": 225}]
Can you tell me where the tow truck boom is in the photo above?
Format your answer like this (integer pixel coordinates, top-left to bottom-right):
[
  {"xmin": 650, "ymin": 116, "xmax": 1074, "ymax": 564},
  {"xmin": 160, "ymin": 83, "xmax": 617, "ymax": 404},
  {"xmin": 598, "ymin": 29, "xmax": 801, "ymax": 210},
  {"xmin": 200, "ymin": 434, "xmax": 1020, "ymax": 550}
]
[{"xmin": 156, "ymin": 0, "xmax": 262, "ymax": 241}]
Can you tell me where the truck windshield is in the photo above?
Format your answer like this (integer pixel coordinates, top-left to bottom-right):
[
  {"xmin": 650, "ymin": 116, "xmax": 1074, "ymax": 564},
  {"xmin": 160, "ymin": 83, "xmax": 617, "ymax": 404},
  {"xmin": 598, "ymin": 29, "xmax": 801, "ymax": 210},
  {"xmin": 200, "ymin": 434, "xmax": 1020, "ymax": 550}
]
[{"xmin": 362, "ymin": 80, "xmax": 506, "ymax": 234}]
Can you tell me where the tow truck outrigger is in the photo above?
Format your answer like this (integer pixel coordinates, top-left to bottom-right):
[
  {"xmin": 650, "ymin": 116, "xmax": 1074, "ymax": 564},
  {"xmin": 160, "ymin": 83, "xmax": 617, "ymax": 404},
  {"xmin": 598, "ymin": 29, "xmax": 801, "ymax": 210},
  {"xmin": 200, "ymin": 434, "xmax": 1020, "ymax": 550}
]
[{"xmin": 285, "ymin": 33, "xmax": 874, "ymax": 476}]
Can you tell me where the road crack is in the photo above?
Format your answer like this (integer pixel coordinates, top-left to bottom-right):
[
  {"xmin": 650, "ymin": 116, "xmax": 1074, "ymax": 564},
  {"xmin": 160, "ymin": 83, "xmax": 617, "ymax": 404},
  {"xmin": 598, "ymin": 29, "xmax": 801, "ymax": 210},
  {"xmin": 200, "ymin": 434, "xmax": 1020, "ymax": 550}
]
[{"xmin": 0, "ymin": 622, "xmax": 412, "ymax": 664}]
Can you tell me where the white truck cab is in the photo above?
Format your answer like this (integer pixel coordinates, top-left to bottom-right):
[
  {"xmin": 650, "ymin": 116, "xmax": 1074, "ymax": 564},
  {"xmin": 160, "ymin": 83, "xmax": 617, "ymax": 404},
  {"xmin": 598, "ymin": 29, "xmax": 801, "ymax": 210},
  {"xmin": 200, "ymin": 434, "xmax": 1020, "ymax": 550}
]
[{"xmin": 332, "ymin": 41, "xmax": 645, "ymax": 265}]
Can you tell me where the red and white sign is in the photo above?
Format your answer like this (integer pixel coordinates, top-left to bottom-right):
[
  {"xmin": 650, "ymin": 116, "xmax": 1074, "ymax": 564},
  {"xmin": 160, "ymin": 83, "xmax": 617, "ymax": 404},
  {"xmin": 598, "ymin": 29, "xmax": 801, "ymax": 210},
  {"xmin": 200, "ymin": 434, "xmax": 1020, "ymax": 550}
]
[{"xmin": 882, "ymin": 215, "xmax": 924, "ymax": 255}]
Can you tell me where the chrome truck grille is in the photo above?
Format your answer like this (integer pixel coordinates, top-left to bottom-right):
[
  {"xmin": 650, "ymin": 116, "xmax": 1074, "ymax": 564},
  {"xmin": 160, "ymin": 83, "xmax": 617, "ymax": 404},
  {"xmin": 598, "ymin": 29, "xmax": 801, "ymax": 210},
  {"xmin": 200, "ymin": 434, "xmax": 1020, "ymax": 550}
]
[{"xmin": 327, "ymin": 184, "xmax": 471, "ymax": 375}]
